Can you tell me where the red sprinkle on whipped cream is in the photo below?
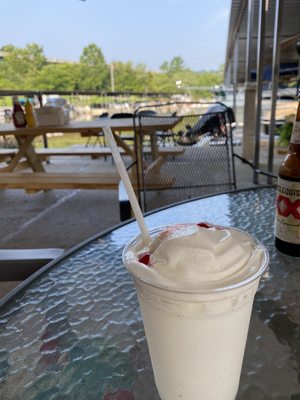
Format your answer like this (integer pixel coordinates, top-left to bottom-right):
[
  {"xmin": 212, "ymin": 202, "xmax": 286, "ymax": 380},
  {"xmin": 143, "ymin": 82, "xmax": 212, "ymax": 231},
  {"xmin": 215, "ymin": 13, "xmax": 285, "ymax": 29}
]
[
  {"xmin": 197, "ymin": 222, "xmax": 211, "ymax": 228},
  {"xmin": 138, "ymin": 252, "xmax": 151, "ymax": 266}
]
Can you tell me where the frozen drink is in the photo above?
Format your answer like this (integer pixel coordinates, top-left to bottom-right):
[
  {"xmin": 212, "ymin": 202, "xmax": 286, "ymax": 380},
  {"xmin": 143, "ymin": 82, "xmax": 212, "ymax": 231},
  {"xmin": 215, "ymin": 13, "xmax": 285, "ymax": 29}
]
[{"xmin": 123, "ymin": 223, "xmax": 268, "ymax": 400}]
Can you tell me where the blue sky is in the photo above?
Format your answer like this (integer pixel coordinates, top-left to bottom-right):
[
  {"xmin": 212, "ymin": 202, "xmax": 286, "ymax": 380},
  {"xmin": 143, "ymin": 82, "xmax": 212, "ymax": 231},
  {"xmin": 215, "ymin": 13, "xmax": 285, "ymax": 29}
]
[{"xmin": 2, "ymin": 0, "xmax": 231, "ymax": 71}]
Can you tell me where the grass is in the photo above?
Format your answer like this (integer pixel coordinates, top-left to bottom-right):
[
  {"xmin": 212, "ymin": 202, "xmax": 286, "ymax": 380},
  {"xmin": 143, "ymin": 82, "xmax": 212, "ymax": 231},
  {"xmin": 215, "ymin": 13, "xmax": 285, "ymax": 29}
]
[
  {"xmin": 0, "ymin": 132, "xmax": 134, "ymax": 149},
  {"xmin": 33, "ymin": 132, "xmax": 135, "ymax": 148},
  {"xmin": 33, "ymin": 133, "xmax": 102, "ymax": 148},
  {"xmin": 0, "ymin": 132, "xmax": 90, "ymax": 149}
]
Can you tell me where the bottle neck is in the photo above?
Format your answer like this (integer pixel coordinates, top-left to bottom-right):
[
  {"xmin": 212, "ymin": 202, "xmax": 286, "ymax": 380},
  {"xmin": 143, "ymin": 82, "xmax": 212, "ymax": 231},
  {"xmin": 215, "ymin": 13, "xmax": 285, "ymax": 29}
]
[
  {"xmin": 290, "ymin": 101, "xmax": 300, "ymax": 145},
  {"xmin": 289, "ymin": 142, "xmax": 300, "ymax": 153}
]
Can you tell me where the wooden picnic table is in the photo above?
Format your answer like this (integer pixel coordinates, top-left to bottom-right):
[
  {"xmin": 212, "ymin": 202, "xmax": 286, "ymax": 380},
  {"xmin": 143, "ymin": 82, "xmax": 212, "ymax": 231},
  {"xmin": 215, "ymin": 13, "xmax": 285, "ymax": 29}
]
[{"xmin": 0, "ymin": 117, "xmax": 183, "ymax": 191}]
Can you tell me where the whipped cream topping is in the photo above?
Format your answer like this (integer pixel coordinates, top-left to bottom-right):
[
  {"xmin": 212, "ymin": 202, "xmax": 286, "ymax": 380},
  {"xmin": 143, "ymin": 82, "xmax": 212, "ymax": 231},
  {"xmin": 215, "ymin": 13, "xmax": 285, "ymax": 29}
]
[{"xmin": 123, "ymin": 224, "xmax": 267, "ymax": 292}]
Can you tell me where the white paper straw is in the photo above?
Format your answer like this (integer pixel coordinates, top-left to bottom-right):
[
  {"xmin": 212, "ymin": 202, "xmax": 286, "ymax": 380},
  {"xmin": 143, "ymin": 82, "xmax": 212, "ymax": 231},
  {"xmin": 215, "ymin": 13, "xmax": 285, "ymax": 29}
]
[{"xmin": 103, "ymin": 127, "xmax": 151, "ymax": 245}]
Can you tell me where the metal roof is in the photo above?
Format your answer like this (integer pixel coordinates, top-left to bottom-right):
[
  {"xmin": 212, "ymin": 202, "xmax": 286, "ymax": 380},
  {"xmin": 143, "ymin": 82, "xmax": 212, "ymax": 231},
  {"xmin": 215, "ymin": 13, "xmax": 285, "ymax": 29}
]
[{"xmin": 225, "ymin": 0, "xmax": 300, "ymax": 84}]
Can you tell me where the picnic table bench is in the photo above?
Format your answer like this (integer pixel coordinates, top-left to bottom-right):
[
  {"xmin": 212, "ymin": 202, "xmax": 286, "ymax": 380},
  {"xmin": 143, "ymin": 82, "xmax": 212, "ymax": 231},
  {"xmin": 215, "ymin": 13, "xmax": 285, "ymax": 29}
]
[
  {"xmin": 36, "ymin": 146, "xmax": 184, "ymax": 159},
  {"xmin": 0, "ymin": 172, "xmax": 125, "ymax": 190},
  {"xmin": 0, "ymin": 120, "xmax": 184, "ymax": 192},
  {"xmin": 0, "ymin": 147, "xmax": 124, "ymax": 163},
  {"xmin": 0, "ymin": 146, "xmax": 184, "ymax": 164}
]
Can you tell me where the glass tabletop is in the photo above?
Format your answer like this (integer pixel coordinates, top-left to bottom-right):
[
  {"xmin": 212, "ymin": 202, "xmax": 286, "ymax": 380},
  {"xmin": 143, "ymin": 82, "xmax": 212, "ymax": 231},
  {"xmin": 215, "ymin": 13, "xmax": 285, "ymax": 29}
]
[{"xmin": 0, "ymin": 187, "xmax": 299, "ymax": 399}]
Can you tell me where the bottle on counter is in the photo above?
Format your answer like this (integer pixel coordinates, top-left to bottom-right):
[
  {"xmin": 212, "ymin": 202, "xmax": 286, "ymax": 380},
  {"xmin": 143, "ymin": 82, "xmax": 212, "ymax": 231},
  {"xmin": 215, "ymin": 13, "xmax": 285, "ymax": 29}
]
[
  {"xmin": 24, "ymin": 98, "xmax": 36, "ymax": 127},
  {"xmin": 12, "ymin": 97, "xmax": 26, "ymax": 128},
  {"xmin": 275, "ymin": 93, "xmax": 300, "ymax": 257}
]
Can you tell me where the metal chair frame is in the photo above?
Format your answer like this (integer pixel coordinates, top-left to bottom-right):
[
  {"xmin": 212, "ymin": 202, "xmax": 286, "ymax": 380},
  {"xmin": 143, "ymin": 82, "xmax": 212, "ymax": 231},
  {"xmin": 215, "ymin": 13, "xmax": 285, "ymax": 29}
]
[{"xmin": 133, "ymin": 102, "xmax": 237, "ymax": 212}]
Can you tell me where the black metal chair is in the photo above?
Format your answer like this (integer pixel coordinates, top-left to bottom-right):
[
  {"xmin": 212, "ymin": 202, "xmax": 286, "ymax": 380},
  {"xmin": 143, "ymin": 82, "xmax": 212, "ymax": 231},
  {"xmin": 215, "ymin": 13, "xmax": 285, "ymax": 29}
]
[
  {"xmin": 133, "ymin": 102, "xmax": 237, "ymax": 212},
  {"xmin": 83, "ymin": 112, "xmax": 109, "ymax": 148},
  {"xmin": 111, "ymin": 112, "xmax": 134, "ymax": 119},
  {"xmin": 111, "ymin": 113, "xmax": 135, "ymax": 144},
  {"xmin": 137, "ymin": 109, "xmax": 175, "ymax": 146},
  {"xmin": 136, "ymin": 110, "xmax": 157, "ymax": 116}
]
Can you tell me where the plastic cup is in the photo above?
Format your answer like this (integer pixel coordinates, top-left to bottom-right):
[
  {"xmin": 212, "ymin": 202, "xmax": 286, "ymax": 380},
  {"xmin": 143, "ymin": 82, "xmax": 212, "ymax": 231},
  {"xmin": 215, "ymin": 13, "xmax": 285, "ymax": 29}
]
[{"xmin": 123, "ymin": 226, "xmax": 269, "ymax": 400}]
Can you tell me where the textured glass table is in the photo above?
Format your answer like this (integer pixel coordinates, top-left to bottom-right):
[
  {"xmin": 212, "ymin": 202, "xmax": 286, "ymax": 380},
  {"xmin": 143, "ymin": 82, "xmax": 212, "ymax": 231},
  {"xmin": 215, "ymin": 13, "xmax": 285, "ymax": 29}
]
[{"xmin": 0, "ymin": 187, "xmax": 299, "ymax": 400}]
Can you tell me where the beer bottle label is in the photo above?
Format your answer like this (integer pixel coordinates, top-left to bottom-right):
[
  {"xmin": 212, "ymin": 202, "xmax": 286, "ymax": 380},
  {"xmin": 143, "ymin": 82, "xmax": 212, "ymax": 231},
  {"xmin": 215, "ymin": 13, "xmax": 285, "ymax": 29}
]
[
  {"xmin": 290, "ymin": 121, "xmax": 300, "ymax": 144},
  {"xmin": 275, "ymin": 178, "xmax": 300, "ymax": 244}
]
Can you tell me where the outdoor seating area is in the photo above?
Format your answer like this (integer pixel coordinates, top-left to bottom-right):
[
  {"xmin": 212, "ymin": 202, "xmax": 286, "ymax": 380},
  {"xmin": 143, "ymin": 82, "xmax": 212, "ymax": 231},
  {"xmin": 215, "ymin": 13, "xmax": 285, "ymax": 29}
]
[
  {"xmin": 0, "ymin": 98, "xmax": 283, "ymax": 227},
  {"xmin": 1, "ymin": 0, "xmax": 300, "ymax": 398},
  {"xmin": 0, "ymin": 102, "xmax": 237, "ymax": 206}
]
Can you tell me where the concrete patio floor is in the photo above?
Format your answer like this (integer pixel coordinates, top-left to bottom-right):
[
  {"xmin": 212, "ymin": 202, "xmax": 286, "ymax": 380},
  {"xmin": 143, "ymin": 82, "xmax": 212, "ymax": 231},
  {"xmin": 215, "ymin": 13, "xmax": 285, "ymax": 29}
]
[{"xmin": 0, "ymin": 133, "xmax": 285, "ymax": 298}]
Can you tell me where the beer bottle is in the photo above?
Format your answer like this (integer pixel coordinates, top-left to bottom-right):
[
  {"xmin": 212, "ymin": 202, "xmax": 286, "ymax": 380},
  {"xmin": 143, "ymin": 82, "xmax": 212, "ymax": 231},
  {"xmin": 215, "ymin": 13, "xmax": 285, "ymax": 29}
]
[{"xmin": 275, "ymin": 95, "xmax": 300, "ymax": 256}]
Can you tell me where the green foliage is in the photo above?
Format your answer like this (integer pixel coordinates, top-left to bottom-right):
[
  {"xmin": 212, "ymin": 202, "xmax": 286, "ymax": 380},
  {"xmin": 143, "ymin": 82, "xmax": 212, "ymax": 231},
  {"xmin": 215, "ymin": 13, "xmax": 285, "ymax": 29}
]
[
  {"xmin": 79, "ymin": 43, "xmax": 109, "ymax": 90},
  {"xmin": 277, "ymin": 121, "xmax": 293, "ymax": 147},
  {"xmin": 160, "ymin": 56, "xmax": 186, "ymax": 75},
  {"xmin": 113, "ymin": 61, "xmax": 149, "ymax": 92},
  {"xmin": 0, "ymin": 44, "xmax": 223, "ymax": 97},
  {"xmin": 0, "ymin": 43, "xmax": 47, "ymax": 89},
  {"xmin": 33, "ymin": 133, "xmax": 87, "ymax": 148},
  {"xmin": 34, "ymin": 64, "xmax": 80, "ymax": 90}
]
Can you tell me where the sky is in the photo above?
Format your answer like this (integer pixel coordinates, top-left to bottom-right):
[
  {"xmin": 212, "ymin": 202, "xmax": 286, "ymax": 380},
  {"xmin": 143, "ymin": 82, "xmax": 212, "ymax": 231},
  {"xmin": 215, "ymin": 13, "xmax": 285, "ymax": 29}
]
[{"xmin": 1, "ymin": 0, "xmax": 231, "ymax": 72}]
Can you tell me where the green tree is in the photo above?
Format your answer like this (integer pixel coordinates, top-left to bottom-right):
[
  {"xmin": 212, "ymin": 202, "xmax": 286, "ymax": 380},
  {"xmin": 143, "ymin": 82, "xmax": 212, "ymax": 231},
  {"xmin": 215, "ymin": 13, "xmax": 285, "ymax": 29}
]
[
  {"xmin": 148, "ymin": 72, "xmax": 176, "ymax": 93},
  {"xmin": 79, "ymin": 43, "xmax": 109, "ymax": 90},
  {"xmin": 159, "ymin": 56, "xmax": 186, "ymax": 76},
  {"xmin": 169, "ymin": 56, "xmax": 186, "ymax": 74},
  {"xmin": 34, "ymin": 63, "xmax": 80, "ymax": 91},
  {"xmin": 0, "ymin": 44, "xmax": 46, "ymax": 89},
  {"xmin": 160, "ymin": 61, "xmax": 170, "ymax": 73},
  {"xmin": 113, "ymin": 61, "xmax": 149, "ymax": 92},
  {"xmin": 24, "ymin": 43, "xmax": 47, "ymax": 70},
  {"xmin": 0, "ymin": 42, "xmax": 224, "ymax": 98}
]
